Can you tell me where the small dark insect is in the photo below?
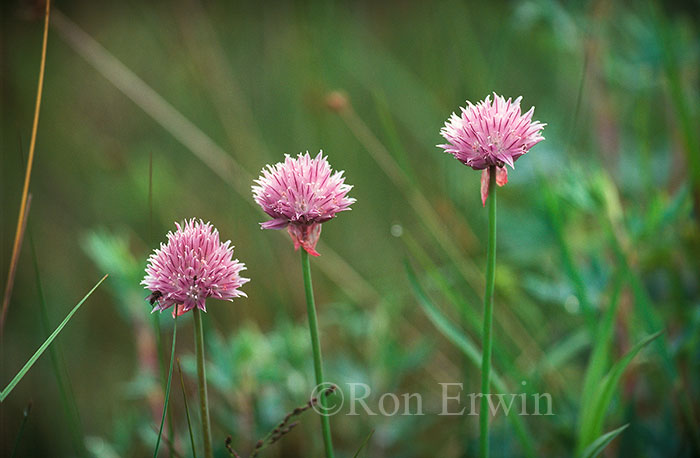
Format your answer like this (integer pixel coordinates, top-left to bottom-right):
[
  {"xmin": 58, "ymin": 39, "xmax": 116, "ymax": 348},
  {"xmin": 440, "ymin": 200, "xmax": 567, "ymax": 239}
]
[{"xmin": 146, "ymin": 291, "xmax": 163, "ymax": 306}]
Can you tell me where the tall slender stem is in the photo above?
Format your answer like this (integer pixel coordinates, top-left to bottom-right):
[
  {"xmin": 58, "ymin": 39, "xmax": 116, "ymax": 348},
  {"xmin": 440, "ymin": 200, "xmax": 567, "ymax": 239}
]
[
  {"xmin": 480, "ymin": 166, "xmax": 497, "ymax": 458},
  {"xmin": 154, "ymin": 315, "xmax": 177, "ymax": 458},
  {"xmin": 193, "ymin": 308, "xmax": 213, "ymax": 458},
  {"xmin": 301, "ymin": 250, "xmax": 335, "ymax": 458}
]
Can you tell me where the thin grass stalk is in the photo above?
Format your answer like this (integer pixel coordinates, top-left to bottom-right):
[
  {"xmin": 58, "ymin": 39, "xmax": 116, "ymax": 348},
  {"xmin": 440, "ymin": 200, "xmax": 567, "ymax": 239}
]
[
  {"xmin": 1, "ymin": 0, "xmax": 50, "ymax": 336},
  {"xmin": 480, "ymin": 166, "xmax": 497, "ymax": 458},
  {"xmin": 10, "ymin": 401, "xmax": 32, "ymax": 458},
  {"xmin": 193, "ymin": 308, "xmax": 213, "ymax": 458},
  {"xmin": 300, "ymin": 251, "xmax": 334, "ymax": 458},
  {"xmin": 177, "ymin": 359, "xmax": 198, "ymax": 458},
  {"xmin": 154, "ymin": 315, "xmax": 178, "ymax": 458},
  {"xmin": 29, "ymin": 232, "xmax": 84, "ymax": 455},
  {"xmin": 0, "ymin": 275, "xmax": 107, "ymax": 401}
]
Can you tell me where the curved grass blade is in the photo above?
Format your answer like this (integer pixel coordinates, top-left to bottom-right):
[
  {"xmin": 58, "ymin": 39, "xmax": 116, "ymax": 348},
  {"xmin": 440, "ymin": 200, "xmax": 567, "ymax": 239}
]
[
  {"xmin": 352, "ymin": 429, "xmax": 374, "ymax": 458},
  {"xmin": 405, "ymin": 262, "xmax": 535, "ymax": 458},
  {"xmin": 177, "ymin": 359, "xmax": 198, "ymax": 458},
  {"xmin": 579, "ymin": 423, "xmax": 629, "ymax": 458},
  {"xmin": 154, "ymin": 315, "xmax": 178, "ymax": 458},
  {"xmin": 0, "ymin": 274, "xmax": 108, "ymax": 402},
  {"xmin": 578, "ymin": 331, "xmax": 662, "ymax": 452}
]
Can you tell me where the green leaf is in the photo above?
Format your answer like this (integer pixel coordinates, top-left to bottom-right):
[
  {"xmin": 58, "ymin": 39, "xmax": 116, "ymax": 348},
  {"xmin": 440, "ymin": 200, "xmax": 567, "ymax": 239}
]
[
  {"xmin": 579, "ymin": 423, "xmax": 629, "ymax": 458},
  {"xmin": 577, "ymin": 271, "xmax": 626, "ymax": 440},
  {"xmin": 0, "ymin": 275, "xmax": 108, "ymax": 402},
  {"xmin": 578, "ymin": 331, "xmax": 662, "ymax": 452}
]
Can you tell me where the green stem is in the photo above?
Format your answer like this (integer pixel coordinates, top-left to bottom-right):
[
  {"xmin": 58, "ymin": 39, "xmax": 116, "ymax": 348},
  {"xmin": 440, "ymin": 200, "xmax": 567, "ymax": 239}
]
[
  {"xmin": 193, "ymin": 308, "xmax": 213, "ymax": 458},
  {"xmin": 480, "ymin": 166, "xmax": 497, "ymax": 458},
  {"xmin": 301, "ymin": 250, "xmax": 335, "ymax": 458},
  {"xmin": 154, "ymin": 315, "xmax": 177, "ymax": 458}
]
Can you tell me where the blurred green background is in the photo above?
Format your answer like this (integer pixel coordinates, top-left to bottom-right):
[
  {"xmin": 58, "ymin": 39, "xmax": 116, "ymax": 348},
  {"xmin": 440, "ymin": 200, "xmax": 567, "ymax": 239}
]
[{"xmin": 2, "ymin": 0, "xmax": 699, "ymax": 456}]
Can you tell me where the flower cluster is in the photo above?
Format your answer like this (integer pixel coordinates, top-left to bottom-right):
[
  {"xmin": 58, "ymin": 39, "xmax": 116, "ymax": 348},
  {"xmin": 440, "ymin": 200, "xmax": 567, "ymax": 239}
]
[
  {"xmin": 252, "ymin": 151, "xmax": 355, "ymax": 256},
  {"xmin": 142, "ymin": 219, "xmax": 249, "ymax": 316},
  {"xmin": 438, "ymin": 93, "xmax": 545, "ymax": 205}
]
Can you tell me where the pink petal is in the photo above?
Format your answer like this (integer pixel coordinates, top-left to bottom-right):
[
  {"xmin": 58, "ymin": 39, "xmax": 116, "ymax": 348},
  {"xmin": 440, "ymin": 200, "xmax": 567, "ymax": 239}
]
[
  {"xmin": 496, "ymin": 166, "xmax": 508, "ymax": 186},
  {"xmin": 481, "ymin": 169, "xmax": 490, "ymax": 207}
]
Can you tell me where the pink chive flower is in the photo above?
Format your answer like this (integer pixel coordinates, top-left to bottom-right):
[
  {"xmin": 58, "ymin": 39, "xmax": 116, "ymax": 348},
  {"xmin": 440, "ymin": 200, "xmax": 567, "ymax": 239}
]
[
  {"xmin": 438, "ymin": 93, "xmax": 546, "ymax": 205},
  {"xmin": 142, "ymin": 219, "xmax": 249, "ymax": 317},
  {"xmin": 252, "ymin": 151, "xmax": 355, "ymax": 256}
]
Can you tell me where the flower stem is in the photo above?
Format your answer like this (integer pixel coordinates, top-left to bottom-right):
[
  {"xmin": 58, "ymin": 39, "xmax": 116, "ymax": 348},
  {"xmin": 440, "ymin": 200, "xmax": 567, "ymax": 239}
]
[
  {"xmin": 480, "ymin": 166, "xmax": 497, "ymax": 458},
  {"xmin": 193, "ymin": 308, "xmax": 213, "ymax": 458},
  {"xmin": 301, "ymin": 250, "xmax": 335, "ymax": 458}
]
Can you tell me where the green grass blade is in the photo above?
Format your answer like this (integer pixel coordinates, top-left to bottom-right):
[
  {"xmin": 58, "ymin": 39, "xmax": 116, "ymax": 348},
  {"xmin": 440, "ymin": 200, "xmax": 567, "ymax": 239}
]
[
  {"xmin": 0, "ymin": 274, "xmax": 108, "ymax": 402},
  {"xmin": 29, "ymin": 233, "xmax": 85, "ymax": 455},
  {"xmin": 577, "ymin": 271, "xmax": 626, "ymax": 438},
  {"xmin": 154, "ymin": 315, "xmax": 178, "ymax": 458},
  {"xmin": 177, "ymin": 359, "xmax": 198, "ymax": 458},
  {"xmin": 10, "ymin": 401, "xmax": 32, "ymax": 458},
  {"xmin": 405, "ymin": 261, "xmax": 536, "ymax": 458},
  {"xmin": 578, "ymin": 331, "xmax": 662, "ymax": 452},
  {"xmin": 579, "ymin": 424, "xmax": 629, "ymax": 458},
  {"xmin": 352, "ymin": 429, "xmax": 374, "ymax": 458}
]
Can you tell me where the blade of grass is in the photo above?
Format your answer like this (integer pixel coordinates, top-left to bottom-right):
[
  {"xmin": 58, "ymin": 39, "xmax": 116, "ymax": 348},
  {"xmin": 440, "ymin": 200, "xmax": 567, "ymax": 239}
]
[
  {"xmin": 578, "ymin": 331, "xmax": 662, "ymax": 452},
  {"xmin": 579, "ymin": 423, "xmax": 629, "ymax": 458},
  {"xmin": 405, "ymin": 261, "xmax": 535, "ymax": 458},
  {"xmin": 177, "ymin": 359, "xmax": 198, "ymax": 458},
  {"xmin": 10, "ymin": 401, "xmax": 32, "ymax": 458},
  {"xmin": 154, "ymin": 315, "xmax": 178, "ymax": 458},
  {"xmin": 352, "ymin": 429, "xmax": 374, "ymax": 458},
  {"xmin": 29, "ymin": 232, "xmax": 85, "ymax": 455},
  {"xmin": 0, "ymin": 0, "xmax": 51, "ymax": 336},
  {"xmin": 577, "ymin": 270, "xmax": 626, "ymax": 439},
  {"xmin": 0, "ymin": 274, "xmax": 108, "ymax": 402}
]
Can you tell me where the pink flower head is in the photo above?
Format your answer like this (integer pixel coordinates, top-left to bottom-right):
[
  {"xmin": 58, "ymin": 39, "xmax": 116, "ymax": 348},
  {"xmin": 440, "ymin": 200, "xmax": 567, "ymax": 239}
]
[
  {"xmin": 438, "ymin": 93, "xmax": 545, "ymax": 205},
  {"xmin": 142, "ymin": 219, "xmax": 249, "ymax": 317},
  {"xmin": 252, "ymin": 151, "xmax": 355, "ymax": 256}
]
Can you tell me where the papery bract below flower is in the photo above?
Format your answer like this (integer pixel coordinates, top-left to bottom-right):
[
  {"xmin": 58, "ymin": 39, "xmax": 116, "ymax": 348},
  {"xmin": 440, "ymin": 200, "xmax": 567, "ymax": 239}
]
[
  {"xmin": 438, "ymin": 93, "xmax": 546, "ymax": 205},
  {"xmin": 142, "ymin": 219, "xmax": 249, "ymax": 317},
  {"xmin": 252, "ymin": 151, "xmax": 355, "ymax": 256}
]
